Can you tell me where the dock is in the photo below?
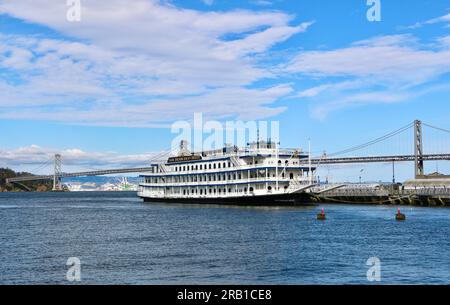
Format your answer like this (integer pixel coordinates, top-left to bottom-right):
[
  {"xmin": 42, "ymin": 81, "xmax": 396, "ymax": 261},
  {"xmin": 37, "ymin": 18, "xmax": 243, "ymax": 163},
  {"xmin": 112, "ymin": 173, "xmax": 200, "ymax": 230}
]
[{"xmin": 310, "ymin": 183, "xmax": 450, "ymax": 207}]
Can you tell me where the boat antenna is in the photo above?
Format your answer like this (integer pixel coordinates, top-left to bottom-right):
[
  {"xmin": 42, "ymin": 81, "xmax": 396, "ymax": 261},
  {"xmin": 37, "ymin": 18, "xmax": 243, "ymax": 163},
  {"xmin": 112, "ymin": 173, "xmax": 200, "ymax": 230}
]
[{"xmin": 257, "ymin": 128, "xmax": 260, "ymax": 149}]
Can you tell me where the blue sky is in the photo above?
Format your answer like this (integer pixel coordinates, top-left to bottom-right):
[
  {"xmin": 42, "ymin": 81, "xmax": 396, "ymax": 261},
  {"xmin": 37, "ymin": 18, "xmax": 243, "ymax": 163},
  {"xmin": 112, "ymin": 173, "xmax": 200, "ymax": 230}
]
[{"xmin": 0, "ymin": 0, "xmax": 449, "ymax": 181}]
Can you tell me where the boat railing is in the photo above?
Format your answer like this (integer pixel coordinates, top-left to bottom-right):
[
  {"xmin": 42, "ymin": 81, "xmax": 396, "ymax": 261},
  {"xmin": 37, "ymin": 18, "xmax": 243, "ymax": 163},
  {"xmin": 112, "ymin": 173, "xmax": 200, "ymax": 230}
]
[
  {"xmin": 200, "ymin": 147, "xmax": 302, "ymax": 158},
  {"xmin": 141, "ymin": 177, "xmax": 302, "ymax": 187}
]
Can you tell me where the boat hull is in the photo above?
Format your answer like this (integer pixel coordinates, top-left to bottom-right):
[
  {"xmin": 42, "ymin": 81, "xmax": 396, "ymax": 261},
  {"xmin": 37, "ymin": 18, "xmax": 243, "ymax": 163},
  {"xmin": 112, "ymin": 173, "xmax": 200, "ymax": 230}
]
[{"xmin": 139, "ymin": 192, "xmax": 317, "ymax": 206}]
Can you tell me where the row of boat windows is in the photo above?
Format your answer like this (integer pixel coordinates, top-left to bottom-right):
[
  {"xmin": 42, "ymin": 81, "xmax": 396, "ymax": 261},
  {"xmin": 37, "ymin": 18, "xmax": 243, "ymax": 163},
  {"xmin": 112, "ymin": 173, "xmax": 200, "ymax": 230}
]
[
  {"xmin": 144, "ymin": 172, "xmax": 297, "ymax": 184},
  {"xmin": 185, "ymin": 187, "xmax": 256, "ymax": 195},
  {"xmin": 148, "ymin": 185, "xmax": 288, "ymax": 195},
  {"xmin": 172, "ymin": 160, "xmax": 295, "ymax": 172},
  {"xmin": 174, "ymin": 161, "xmax": 232, "ymax": 172}
]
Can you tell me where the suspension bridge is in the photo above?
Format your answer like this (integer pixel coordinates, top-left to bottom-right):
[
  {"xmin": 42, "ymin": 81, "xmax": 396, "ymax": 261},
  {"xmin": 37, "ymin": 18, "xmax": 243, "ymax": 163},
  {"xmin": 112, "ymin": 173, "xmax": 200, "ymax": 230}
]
[{"xmin": 5, "ymin": 120, "xmax": 450, "ymax": 191}]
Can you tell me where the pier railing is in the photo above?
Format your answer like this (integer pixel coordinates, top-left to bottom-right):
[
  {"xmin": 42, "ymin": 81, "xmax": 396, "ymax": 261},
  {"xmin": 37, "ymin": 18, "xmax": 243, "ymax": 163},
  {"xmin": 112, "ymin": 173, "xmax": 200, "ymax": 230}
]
[{"xmin": 312, "ymin": 185, "xmax": 450, "ymax": 197}]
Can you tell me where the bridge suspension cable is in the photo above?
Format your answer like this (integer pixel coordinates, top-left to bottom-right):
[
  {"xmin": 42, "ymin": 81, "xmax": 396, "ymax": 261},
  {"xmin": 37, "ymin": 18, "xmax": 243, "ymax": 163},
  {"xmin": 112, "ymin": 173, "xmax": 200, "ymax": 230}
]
[
  {"xmin": 23, "ymin": 156, "xmax": 53, "ymax": 174},
  {"xmin": 422, "ymin": 122, "xmax": 450, "ymax": 134},
  {"xmin": 148, "ymin": 149, "xmax": 175, "ymax": 163},
  {"xmin": 326, "ymin": 121, "xmax": 414, "ymax": 157}
]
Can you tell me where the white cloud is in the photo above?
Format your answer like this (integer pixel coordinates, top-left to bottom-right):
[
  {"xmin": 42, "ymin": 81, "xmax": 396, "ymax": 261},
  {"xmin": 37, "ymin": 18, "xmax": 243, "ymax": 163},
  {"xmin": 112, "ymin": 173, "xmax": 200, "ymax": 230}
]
[
  {"xmin": 286, "ymin": 35, "xmax": 450, "ymax": 85},
  {"xmin": 0, "ymin": 0, "xmax": 311, "ymax": 126},
  {"xmin": 438, "ymin": 35, "xmax": 450, "ymax": 48},
  {"xmin": 404, "ymin": 12, "xmax": 450, "ymax": 29},
  {"xmin": 295, "ymin": 81, "xmax": 363, "ymax": 98},
  {"xmin": 310, "ymin": 90, "xmax": 413, "ymax": 119},
  {"xmin": 286, "ymin": 34, "xmax": 450, "ymax": 118},
  {"xmin": 218, "ymin": 21, "xmax": 313, "ymax": 58},
  {"xmin": 251, "ymin": 0, "xmax": 277, "ymax": 6},
  {"xmin": 0, "ymin": 145, "xmax": 166, "ymax": 173}
]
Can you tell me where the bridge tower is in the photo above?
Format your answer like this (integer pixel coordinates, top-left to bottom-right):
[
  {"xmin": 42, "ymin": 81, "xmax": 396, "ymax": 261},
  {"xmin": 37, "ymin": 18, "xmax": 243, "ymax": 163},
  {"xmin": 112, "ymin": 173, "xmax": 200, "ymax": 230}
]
[
  {"xmin": 52, "ymin": 154, "xmax": 62, "ymax": 191},
  {"xmin": 414, "ymin": 120, "xmax": 424, "ymax": 178}
]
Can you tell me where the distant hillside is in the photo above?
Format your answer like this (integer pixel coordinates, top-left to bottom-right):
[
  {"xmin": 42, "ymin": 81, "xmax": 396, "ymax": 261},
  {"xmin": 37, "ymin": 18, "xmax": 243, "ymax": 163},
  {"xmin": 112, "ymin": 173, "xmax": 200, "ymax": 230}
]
[{"xmin": 0, "ymin": 168, "xmax": 53, "ymax": 192}]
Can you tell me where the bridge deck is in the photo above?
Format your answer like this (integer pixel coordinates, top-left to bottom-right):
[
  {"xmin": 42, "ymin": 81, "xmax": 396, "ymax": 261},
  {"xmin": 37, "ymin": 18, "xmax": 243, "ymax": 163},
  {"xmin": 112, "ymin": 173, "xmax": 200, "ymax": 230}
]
[
  {"xmin": 6, "ymin": 167, "xmax": 154, "ymax": 183},
  {"xmin": 310, "ymin": 154, "xmax": 450, "ymax": 164}
]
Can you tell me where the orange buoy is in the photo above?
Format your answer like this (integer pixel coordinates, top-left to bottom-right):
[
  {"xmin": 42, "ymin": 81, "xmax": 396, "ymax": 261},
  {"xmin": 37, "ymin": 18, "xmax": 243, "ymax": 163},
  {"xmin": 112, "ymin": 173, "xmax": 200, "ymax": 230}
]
[
  {"xmin": 317, "ymin": 208, "xmax": 326, "ymax": 220},
  {"xmin": 396, "ymin": 208, "xmax": 406, "ymax": 221}
]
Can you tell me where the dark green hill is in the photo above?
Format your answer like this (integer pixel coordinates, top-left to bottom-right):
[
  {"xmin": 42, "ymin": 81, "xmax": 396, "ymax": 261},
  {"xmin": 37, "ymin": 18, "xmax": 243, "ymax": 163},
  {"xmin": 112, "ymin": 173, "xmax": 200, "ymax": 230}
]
[{"xmin": 0, "ymin": 168, "xmax": 52, "ymax": 192}]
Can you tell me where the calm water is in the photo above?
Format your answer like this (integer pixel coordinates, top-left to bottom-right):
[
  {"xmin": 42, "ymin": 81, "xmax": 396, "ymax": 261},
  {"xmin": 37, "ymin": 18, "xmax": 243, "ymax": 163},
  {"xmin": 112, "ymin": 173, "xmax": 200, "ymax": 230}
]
[{"xmin": 0, "ymin": 191, "xmax": 449, "ymax": 284}]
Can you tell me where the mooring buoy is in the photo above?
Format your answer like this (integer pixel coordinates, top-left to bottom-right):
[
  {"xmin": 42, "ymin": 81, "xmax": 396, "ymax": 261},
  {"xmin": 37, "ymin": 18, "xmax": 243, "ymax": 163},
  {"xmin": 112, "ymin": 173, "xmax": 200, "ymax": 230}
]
[
  {"xmin": 317, "ymin": 208, "xmax": 326, "ymax": 220},
  {"xmin": 396, "ymin": 208, "xmax": 406, "ymax": 221}
]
